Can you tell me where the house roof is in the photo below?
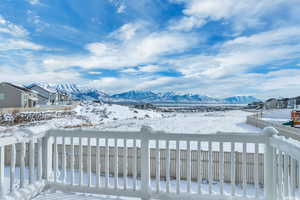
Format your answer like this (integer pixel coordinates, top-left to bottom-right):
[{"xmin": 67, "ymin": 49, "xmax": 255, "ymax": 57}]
[
  {"xmin": 27, "ymin": 84, "xmax": 57, "ymax": 94},
  {"xmin": 266, "ymin": 98, "xmax": 277, "ymax": 102},
  {"xmin": 1, "ymin": 82, "xmax": 34, "ymax": 93}
]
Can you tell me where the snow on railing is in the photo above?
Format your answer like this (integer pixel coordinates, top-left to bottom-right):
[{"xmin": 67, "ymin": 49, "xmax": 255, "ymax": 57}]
[
  {"xmin": 269, "ymin": 128, "xmax": 300, "ymax": 200},
  {"xmin": 0, "ymin": 130, "xmax": 47, "ymax": 200},
  {"xmin": 45, "ymin": 127, "xmax": 269, "ymax": 200},
  {"xmin": 1, "ymin": 126, "xmax": 299, "ymax": 200}
]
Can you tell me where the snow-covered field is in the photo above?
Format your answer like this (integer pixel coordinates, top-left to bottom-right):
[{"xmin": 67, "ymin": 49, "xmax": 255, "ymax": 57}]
[
  {"xmin": 0, "ymin": 104, "xmax": 265, "ymax": 200},
  {"xmin": 96, "ymin": 110, "xmax": 259, "ymax": 133},
  {"xmin": 262, "ymin": 109, "xmax": 292, "ymax": 123},
  {"xmin": 0, "ymin": 103, "xmax": 260, "ymax": 137}
]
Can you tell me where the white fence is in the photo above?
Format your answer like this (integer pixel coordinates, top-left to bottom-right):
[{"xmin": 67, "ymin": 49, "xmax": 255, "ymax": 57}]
[
  {"xmin": 0, "ymin": 126, "xmax": 300, "ymax": 200},
  {"xmin": 247, "ymin": 114, "xmax": 300, "ymax": 140}
]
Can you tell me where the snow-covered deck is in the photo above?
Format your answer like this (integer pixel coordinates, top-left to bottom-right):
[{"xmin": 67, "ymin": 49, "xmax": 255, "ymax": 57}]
[
  {"xmin": 0, "ymin": 124, "xmax": 299, "ymax": 200},
  {"xmin": 33, "ymin": 192, "xmax": 140, "ymax": 200}
]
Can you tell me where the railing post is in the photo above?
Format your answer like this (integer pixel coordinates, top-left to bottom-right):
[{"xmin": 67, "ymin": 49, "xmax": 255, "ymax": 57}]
[
  {"xmin": 0, "ymin": 146, "xmax": 5, "ymax": 198},
  {"xmin": 140, "ymin": 126, "xmax": 152, "ymax": 200},
  {"xmin": 264, "ymin": 127, "xmax": 278, "ymax": 200},
  {"xmin": 42, "ymin": 133, "xmax": 53, "ymax": 181}
]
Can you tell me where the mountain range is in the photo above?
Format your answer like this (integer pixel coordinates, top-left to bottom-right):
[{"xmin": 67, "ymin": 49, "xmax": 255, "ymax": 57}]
[{"xmin": 28, "ymin": 83, "xmax": 260, "ymax": 104}]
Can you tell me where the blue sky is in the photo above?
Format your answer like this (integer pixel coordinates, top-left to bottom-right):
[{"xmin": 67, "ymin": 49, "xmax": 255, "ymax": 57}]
[{"xmin": 0, "ymin": 0, "xmax": 300, "ymax": 98}]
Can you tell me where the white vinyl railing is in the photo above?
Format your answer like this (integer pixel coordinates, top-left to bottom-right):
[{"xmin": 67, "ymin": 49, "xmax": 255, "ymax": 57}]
[
  {"xmin": 269, "ymin": 131, "xmax": 300, "ymax": 200},
  {"xmin": 0, "ymin": 126, "xmax": 299, "ymax": 200},
  {"xmin": 45, "ymin": 127, "xmax": 269, "ymax": 200},
  {"xmin": 0, "ymin": 131, "xmax": 47, "ymax": 200}
]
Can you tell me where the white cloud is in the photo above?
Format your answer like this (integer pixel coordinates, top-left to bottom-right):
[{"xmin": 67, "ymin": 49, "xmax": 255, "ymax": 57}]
[
  {"xmin": 0, "ymin": 66, "xmax": 81, "ymax": 85},
  {"xmin": 88, "ymin": 77, "xmax": 135, "ymax": 93},
  {"xmin": 87, "ymin": 76, "xmax": 177, "ymax": 93},
  {"xmin": 88, "ymin": 71, "xmax": 102, "ymax": 75},
  {"xmin": 138, "ymin": 65, "xmax": 161, "ymax": 73},
  {"xmin": 168, "ymin": 26, "xmax": 300, "ymax": 79},
  {"xmin": 27, "ymin": 0, "xmax": 41, "ymax": 5},
  {"xmin": 43, "ymin": 30, "xmax": 198, "ymax": 70},
  {"xmin": 0, "ymin": 15, "xmax": 44, "ymax": 51},
  {"xmin": 117, "ymin": 3, "xmax": 126, "ymax": 13},
  {"xmin": 109, "ymin": 0, "xmax": 127, "ymax": 14},
  {"xmin": 135, "ymin": 77, "xmax": 176, "ymax": 90},
  {"xmin": 0, "ymin": 39, "xmax": 43, "ymax": 51},
  {"xmin": 169, "ymin": 16, "xmax": 205, "ymax": 31},
  {"xmin": 121, "ymin": 65, "xmax": 161, "ymax": 74},
  {"xmin": 121, "ymin": 68, "xmax": 138, "ymax": 73},
  {"xmin": 0, "ymin": 15, "xmax": 28, "ymax": 37},
  {"xmin": 110, "ymin": 23, "xmax": 140, "ymax": 41},
  {"xmin": 169, "ymin": 0, "xmax": 300, "ymax": 32}
]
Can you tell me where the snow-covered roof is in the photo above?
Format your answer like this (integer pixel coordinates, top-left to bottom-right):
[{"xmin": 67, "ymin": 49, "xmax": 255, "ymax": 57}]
[
  {"xmin": 27, "ymin": 84, "xmax": 57, "ymax": 94},
  {"xmin": 0, "ymin": 82, "xmax": 35, "ymax": 94}
]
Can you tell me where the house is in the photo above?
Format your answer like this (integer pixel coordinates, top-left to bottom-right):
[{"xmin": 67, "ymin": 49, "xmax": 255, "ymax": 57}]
[
  {"xmin": 277, "ymin": 98, "xmax": 289, "ymax": 109},
  {"xmin": 0, "ymin": 82, "xmax": 38, "ymax": 108},
  {"xmin": 57, "ymin": 91, "xmax": 71, "ymax": 104},
  {"xmin": 247, "ymin": 101, "xmax": 264, "ymax": 109},
  {"xmin": 27, "ymin": 84, "xmax": 72, "ymax": 105},
  {"xmin": 27, "ymin": 84, "xmax": 58, "ymax": 105},
  {"xmin": 287, "ymin": 96, "xmax": 300, "ymax": 109},
  {"xmin": 134, "ymin": 103, "xmax": 155, "ymax": 110},
  {"xmin": 264, "ymin": 98, "xmax": 279, "ymax": 109}
]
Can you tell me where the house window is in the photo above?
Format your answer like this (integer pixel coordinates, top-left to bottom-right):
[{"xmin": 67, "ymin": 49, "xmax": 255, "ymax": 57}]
[{"xmin": 0, "ymin": 93, "xmax": 5, "ymax": 100}]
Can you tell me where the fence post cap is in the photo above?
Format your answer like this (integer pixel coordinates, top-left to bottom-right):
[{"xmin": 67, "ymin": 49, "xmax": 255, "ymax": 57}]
[{"xmin": 263, "ymin": 126, "xmax": 278, "ymax": 137}]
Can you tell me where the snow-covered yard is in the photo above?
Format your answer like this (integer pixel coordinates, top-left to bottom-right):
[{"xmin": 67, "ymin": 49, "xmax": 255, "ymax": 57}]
[
  {"xmin": 0, "ymin": 103, "xmax": 259, "ymax": 137},
  {"xmin": 96, "ymin": 110, "xmax": 259, "ymax": 133},
  {"xmin": 261, "ymin": 109, "xmax": 292, "ymax": 123}
]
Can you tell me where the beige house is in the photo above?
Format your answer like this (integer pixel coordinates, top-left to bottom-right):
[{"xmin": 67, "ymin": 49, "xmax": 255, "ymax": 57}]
[
  {"xmin": 264, "ymin": 98, "xmax": 279, "ymax": 109},
  {"xmin": 27, "ymin": 84, "xmax": 58, "ymax": 105},
  {"xmin": 27, "ymin": 84, "xmax": 71, "ymax": 105},
  {"xmin": 0, "ymin": 82, "xmax": 38, "ymax": 108}
]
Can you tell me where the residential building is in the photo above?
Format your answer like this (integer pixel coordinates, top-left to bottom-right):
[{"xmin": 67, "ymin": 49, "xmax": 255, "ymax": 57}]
[
  {"xmin": 0, "ymin": 82, "xmax": 38, "ymax": 108},
  {"xmin": 264, "ymin": 98, "xmax": 279, "ymax": 109},
  {"xmin": 288, "ymin": 96, "xmax": 300, "ymax": 109},
  {"xmin": 27, "ymin": 84, "xmax": 72, "ymax": 105},
  {"xmin": 277, "ymin": 98, "xmax": 289, "ymax": 109}
]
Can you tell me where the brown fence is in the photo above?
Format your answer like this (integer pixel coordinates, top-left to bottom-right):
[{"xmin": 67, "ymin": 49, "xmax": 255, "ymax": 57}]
[
  {"xmin": 0, "ymin": 104, "xmax": 77, "ymax": 114},
  {"xmin": 5, "ymin": 144, "xmax": 265, "ymax": 185}
]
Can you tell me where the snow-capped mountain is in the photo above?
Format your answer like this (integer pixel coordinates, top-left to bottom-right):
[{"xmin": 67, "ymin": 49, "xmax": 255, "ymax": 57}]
[
  {"xmin": 222, "ymin": 96, "xmax": 260, "ymax": 104},
  {"xmin": 111, "ymin": 91, "xmax": 260, "ymax": 104},
  {"xmin": 55, "ymin": 83, "xmax": 109, "ymax": 101},
  {"xmin": 27, "ymin": 83, "xmax": 260, "ymax": 104},
  {"xmin": 111, "ymin": 90, "xmax": 158, "ymax": 101},
  {"xmin": 28, "ymin": 83, "xmax": 109, "ymax": 101}
]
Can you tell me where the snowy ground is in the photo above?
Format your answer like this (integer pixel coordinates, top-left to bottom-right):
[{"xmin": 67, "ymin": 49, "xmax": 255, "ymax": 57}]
[
  {"xmin": 261, "ymin": 109, "xmax": 292, "ymax": 123},
  {"xmin": 95, "ymin": 110, "xmax": 259, "ymax": 134},
  {"xmin": 0, "ymin": 105, "xmax": 268, "ymax": 200},
  {"xmin": 0, "ymin": 103, "xmax": 259, "ymax": 137},
  {"xmin": 33, "ymin": 169, "xmax": 264, "ymax": 200}
]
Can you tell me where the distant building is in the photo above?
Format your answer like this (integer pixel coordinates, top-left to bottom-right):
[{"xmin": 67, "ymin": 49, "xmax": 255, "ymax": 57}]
[
  {"xmin": 287, "ymin": 96, "xmax": 300, "ymax": 109},
  {"xmin": 27, "ymin": 84, "xmax": 58, "ymax": 105},
  {"xmin": 264, "ymin": 98, "xmax": 279, "ymax": 109},
  {"xmin": 247, "ymin": 101, "xmax": 264, "ymax": 109},
  {"xmin": 134, "ymin": 103, "xmax": 155, "ymax": 110},
  {"xmin": 27, "ymin": 84, "xmax": 71, "ymax": 105},
  {"xmin": 0, "ymin": 82, "xmax": 38, "ymax": 108},
  {"xmin": 277, "ymin": 98, "xmax": 289, "ymax": 109},
  {"xmin": 57, "ymin": 91, "xmax": 71, "ymax": 104}
]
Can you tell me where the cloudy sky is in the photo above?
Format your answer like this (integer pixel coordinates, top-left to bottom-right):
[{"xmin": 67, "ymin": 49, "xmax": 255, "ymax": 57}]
[{"xmin": 0, "ymin": 0, "xmax": 300, "ymax": 98}]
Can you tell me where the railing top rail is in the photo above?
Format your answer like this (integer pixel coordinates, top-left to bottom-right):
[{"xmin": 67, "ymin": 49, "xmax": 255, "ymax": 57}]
[
  {"xmin": 47, "ymin": 128, "xmax": 267, "ymax": 143},
  {"xmin": 270, "ymin": 135, "xmax": 300, "ymax": 161},
  {"xmin": 0, "ymin": 129, "xmax": 46, "ymax": 146},
  {"xmin": 247, "ymin": 113, "xmax": 300, "ymax": 141}
]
